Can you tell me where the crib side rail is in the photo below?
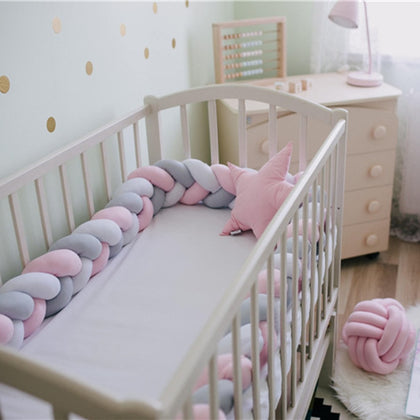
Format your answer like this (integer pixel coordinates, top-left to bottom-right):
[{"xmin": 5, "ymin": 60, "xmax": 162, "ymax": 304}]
[
  {"xmin": 0, "ymin": 106, "xmax": 149, "ymax": 284},
  {"xmin": 160, "ymin": 108, "xmax": 347, "ymax": 419},
  {"xmin": 0, "ymin": 108, "xmax": 149, "ymax": 198},
  {"xmin": 144, "ymin": 83, "xmax": 336, "ymax": 164},
  {"xmin": 0, "ymin": 345, "xmax": 161, "ymax": 420}
]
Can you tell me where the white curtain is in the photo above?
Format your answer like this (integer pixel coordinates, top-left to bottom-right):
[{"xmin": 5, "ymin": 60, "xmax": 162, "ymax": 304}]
[{"xmin": 311, "ymin": 1, "xmax": 420, "ymax": 242}]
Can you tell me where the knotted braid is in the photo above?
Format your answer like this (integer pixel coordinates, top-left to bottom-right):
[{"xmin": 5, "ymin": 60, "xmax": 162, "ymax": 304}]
[
  {"xmin": 342, "ymin": 298, "xmax": 416, "ymax": 374},
  {"xmin": 0, "ymin": 159, "xmax": 237, "ymax": 348}
]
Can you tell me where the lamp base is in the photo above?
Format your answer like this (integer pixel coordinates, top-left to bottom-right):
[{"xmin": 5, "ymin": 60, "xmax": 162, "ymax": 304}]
[{"xmin": 347, "ymin": 71, "xmax": 383, "ymax": 87}]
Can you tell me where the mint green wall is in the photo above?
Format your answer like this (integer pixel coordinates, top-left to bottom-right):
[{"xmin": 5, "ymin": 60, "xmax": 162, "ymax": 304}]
[
  {"xmin": 234, "ymin": 1, "xmax": 314, "ymax": 76},
  {"xmin": 0, "ymin": 1, "xmax": 314, "ymax": 180},
  {"xmin": 0, "ymin": 1, "xmax": 235, "ymax": 179}
]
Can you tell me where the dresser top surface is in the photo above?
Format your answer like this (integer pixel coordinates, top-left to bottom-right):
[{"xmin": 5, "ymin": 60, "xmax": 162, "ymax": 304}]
[{"xmin": 221, "ymin": 72, "xmax": 402, "ymax": 114}]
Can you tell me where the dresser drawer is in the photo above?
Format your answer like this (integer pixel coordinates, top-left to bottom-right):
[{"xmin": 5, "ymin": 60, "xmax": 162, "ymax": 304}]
[
  {"xmin": 345, "ymin": 150, "xmax": 396, "ymax": 191},
  {"xmin": 343, "ymin": 185, "xmax": 393, "ymax": 226},
  {"xmin": 342, "ymin": 219, "xmax": 390, "ymax": 259},
  {"xmin": 246, "ymin": 113, "xmax": 330, "ymax": 169},
  {"xmin": 343, "ymin": 106, "xmax": 398, "ymax": 155},
  {"xmin": 246, "ymin": 106, "xmax": 398, "ymax": 170}
]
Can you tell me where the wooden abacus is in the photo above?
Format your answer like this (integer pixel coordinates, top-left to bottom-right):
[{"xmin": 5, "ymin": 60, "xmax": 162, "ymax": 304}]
[{"xmin": 212, "ymin": 16, "xmax": 287, "ymax": 84}]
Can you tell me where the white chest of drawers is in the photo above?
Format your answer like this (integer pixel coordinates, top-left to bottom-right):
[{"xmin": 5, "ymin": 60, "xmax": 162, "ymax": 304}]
[{"xmin": 217, "ymin": 72, "xmax": 401, "ymax": 259}]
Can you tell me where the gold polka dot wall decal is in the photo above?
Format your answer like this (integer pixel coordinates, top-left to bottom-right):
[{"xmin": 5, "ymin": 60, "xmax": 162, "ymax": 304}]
[
  {"xmin": 85, "ymin": 61, "xmax": 93, "ymax": 75},
  {"xmin": 153, "ymin": 2, "xmax": 158, "ymax": 14},
  {"xmin": 47, "ymin": 117, "xmax": 56, "ymax": 133},
  {"xmin": 185, "ymin": 0, "xmax": 189, "ymax": 7},
  {"xmin": 144, "ymin": 47, "xmax": 150, "ymax": 59},
  {"xmin": 0, "ymin": 75, "xmax": 10, "ymax": 94},
  {"xmin": 172, "ymin": 38, "xmax": 176, "ymax": 49},
  {"xmin": 120, "ymin": 23, "xmax": 126, "ymax": 36},
  {"xmin": 52, "ymin": 17, "xmax": 62, "ymax": 34}
]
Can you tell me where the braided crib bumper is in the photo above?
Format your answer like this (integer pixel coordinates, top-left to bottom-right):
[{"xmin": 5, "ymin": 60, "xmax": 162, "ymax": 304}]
[
  {"xmin": 0, "ymin": 154, "xmax": 322, "ymax": 419},
  {"xmin": 0, "ymin": 158, "xmax": 241, "ymax": 348},
  {"xmin": 342, "ymin": 298, "xmax": 416, "ymax": 375}
]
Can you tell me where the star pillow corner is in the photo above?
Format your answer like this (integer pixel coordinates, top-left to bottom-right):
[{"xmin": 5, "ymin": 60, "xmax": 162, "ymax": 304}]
[{"xmin": 221, "ymin": 142, "xmax": 295, "ymax": 239}]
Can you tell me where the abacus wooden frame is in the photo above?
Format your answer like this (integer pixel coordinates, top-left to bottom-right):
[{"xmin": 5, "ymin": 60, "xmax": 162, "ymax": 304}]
[{"xmin": 212, "ymin": 16, "xmax": 287, "ymax": 84}]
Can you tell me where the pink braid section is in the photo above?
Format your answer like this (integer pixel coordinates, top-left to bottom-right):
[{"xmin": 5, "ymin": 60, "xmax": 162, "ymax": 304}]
[{"xmin": 0, "ymin": 159, "xmax": 237, "ymax": 348}]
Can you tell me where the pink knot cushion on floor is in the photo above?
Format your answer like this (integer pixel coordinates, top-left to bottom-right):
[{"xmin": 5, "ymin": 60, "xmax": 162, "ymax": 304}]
[
  {"xmin": 333, "ymin": 303, "xmax": 420, "ymax": 420},
  {"xmin": 342, "ymin": 298, "xmax": 416, "ymax": 374}
]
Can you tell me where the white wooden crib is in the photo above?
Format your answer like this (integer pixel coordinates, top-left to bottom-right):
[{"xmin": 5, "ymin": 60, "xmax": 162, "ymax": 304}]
[{"xmin": 0, "ymin": 84, "xmax": 347, "ymax": 420}]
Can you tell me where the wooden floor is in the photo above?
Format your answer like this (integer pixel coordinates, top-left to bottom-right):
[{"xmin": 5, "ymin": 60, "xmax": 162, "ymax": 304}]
[
  {"xmin": 317, "ymin": 236, "xmax": 420, "ymax": 419},
  {"xmin": 337, "ymin": 235, "xmax": 420, "ymax": 343}
]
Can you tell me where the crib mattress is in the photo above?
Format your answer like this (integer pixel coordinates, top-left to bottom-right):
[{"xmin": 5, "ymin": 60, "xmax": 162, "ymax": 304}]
[{"xmin": 0, "ymin": 204, "xmax": 256, "ymax": 418}]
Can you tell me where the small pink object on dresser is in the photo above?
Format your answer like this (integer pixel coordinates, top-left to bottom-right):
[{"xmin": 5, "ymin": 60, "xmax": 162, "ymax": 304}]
[{"xmin": 342, "ymin": 298, "xmax": 416, "ymax": 374}]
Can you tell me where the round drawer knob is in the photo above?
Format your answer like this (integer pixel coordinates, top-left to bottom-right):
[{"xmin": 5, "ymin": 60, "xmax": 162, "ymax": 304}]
[
  {"xmin": 366, "ymin": 234, "xmax": 379, "ymax": 247},
  {"xmin": 372, "ymin": 125, "xmax": 387, "ymax": 139},
  {"xmin": 260, "ymin": 139, "xmax": 269, "ymax": 155},
  {"xmin": 367, "ymin": 200, "xmax": 381, "ymax": 214},
  {"xmin": 369, "ymin": 165, "xmax": 383, "ymax": 178}
]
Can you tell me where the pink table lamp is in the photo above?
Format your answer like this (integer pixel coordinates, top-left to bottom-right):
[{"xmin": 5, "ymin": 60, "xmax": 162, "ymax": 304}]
[{"xmin": 329, "ymin": 0, "xmax": 383, "ymax": 87}]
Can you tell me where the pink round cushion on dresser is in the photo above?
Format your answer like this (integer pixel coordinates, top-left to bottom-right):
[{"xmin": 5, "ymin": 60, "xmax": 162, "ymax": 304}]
[{"xmin": 342, "ymin": 298, "xmax": 416, "ymax": 375}]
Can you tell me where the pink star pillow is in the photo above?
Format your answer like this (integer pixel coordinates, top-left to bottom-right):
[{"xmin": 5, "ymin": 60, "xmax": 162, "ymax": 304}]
[{"xmin": 221, "ymin": 142, "xmax": 294, "ymax": 239}]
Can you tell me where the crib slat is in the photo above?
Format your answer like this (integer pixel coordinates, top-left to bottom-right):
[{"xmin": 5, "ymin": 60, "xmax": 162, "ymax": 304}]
[
  {"xmin": 329, "ymin": 150, "xmax": 336, "ymax": 298},
  {"xmin": 300, "ymin": 194, "xmax": 309, "ymax": 381},
  {"xmin": 53, "ymin": 406, "xmax": 70, "ymax": 420},
  {"xmin": 8, "ymin": 193, "xmax": 30, "ymax": 267},
  {"xmin": 81, "ymin": 152, "xmax": 95, "ymax": 218},
  {"xmin": 298, "ymin": 114, "xmax": 308, "ymax": 171},
  {"xmin": 231, "ymin": 313, "xmax": 243, "ymax": 420},
  {"xmin": 208, "ymin": 100, "xmax": 219, "ymax": 165},
  {"xmin": 309, "ymin": 181, "xmax": 318, "ymax": 354},
  {"xmin": 133, "ymin": 121, "xmax": 142, "ymax": 168},
  {"xmin": 268, "ymin": 104, "xmax": 277, "ymax": 159},
  {"xmin": 279, "ymin": 231, "xmax": 288, "ymax": 418},
  {"xmin": 59, "ymin": 164, "xmax": 75, "ymax": 232},
  {"xmin": 118, "ymin": 131, "xmax": 127, "ymax": 181},
  {"xmin": 332, "ymin": 146, "xmax": 340, "ymax": 291},
  {"xmin": 317, "ymin": 167, "xmax": 326, "ymax": 326},
  {"xmin": 238, "ymin": 99, "xmax": 247, "ymax": 167},
  {"xmin": 315, "ymin": 176, "xmax": 322, "ymax": 336},
  {"xmin": 266, "ymin": 252, "xmax": 276, "ymax": 419},
  {"xmin": 208, "ymin": 354, "xmax": 219, "ymax": 420},
  {"xmin": 182, "ymin": 395, "xmax": 194, "ymax": 420},
  {"xmin": 331, "ymin": 145, "xmax": 338, "ymax": 289},
  {"xmin": 290, "ymin": 212, "xmax": 299, "ymax": 407},
  {"xmin": 100, "ymin": 142, "xmax": 112, "ymax": 202},
  {"xmin": 35, "ymin": 178, "xmax": 53, "ymax": 249},
  {"xmin": 180, "ymin": 104, "xmax": 191, "ymax": 159},
  {"xmin": 321, "ymin": 166, "xmax": 330, "ymax": 319},
  {"xmin": 250, "ymin": 283, "xmax": 261, "ymax": 419},
  {"xmin": 325, "ymin": 158, "xmax": 332, "ymax": 301}
]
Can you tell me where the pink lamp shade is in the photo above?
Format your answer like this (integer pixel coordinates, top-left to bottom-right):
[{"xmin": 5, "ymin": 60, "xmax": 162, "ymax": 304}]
[
  {"xmin": 328, "ymin": 0, "xmax": 383, "ymax": 87},
  {"xmin": 329, "ymin": 0, "xmax": 359, "ymax": 28}
]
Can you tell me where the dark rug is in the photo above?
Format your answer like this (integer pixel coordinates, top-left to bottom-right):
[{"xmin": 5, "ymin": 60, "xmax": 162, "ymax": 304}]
[{"xmin": 307, "ymin": 397, "xmax": 340, "ymax": 420}]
